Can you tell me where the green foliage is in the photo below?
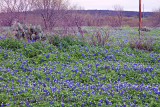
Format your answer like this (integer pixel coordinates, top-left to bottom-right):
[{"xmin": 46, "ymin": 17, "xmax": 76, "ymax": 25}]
[
  {"xmin": 49, "ymin": 35, "xmax": 87, "ymax": 49},
  {"xmin": 49, "ymin": 35, "xmax": 60, "ymax": 46},
  {"xmin": 0, "ymin": 38, "xmax": 23, "ymax": 50},
  {"xmin": 23, "ymin": 45, "xmax": 40, "ymax": 58},
  {"xmin": 0, "ymin": 27, "xmax": 160, "ymax": 107},
  {"xmin": 150, "ymin": 42, "xmax": 160, "ymax": 52},
  {"xmin": 61, "ymin": 36, "xmax": 75, "ymax": 46},
  {"xmin": 17, "ymin": 41, "xmax": 56, "ymax": 58},
  {"xmin": 59, "ymin": 36, "xmax": 74, "ymax": 49}
]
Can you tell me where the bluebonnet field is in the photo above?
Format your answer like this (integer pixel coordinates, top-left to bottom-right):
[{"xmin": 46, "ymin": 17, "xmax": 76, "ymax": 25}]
[{"xmin": 0, "ymin": 27, "xmax": 160, "ymax": 107}]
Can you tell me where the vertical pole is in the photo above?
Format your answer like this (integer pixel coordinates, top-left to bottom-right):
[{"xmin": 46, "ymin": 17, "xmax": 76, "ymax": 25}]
[
  {"xmin": 139, "ymin": 0, "xmax": 141, "ymax": 40},
  {"xmin": 143, "ymin": 4, "xmax": 144, "ymax": 24},
  {"xmin": 142, "ymin": 4, "xmax": 144, "ymax": 27}
]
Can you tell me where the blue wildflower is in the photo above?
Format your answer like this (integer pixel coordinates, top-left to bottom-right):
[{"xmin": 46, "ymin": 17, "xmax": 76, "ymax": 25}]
[{"xmin": 98, "ymin": 102, "xmax": 101, "ymax": 106}]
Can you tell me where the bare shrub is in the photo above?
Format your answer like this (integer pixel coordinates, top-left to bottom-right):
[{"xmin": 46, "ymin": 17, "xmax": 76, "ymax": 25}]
[
  {"xmin": 0, "ymin": 0, "xmax": 34, "ymax": 26},
  {"xmin": 113, "ymin": 5, "xmax": 124, "ymax": 27},
  {"xmin": 129, "ymin": 36, "xmax": 154, "ymax": 51},
  {"xmin": 129, "ymin": 37, "xmax": 142, "ymax": 49},
  {"xmin": 151, "ymin": 8, "xmax": 160, "ymax": 27},
  {"xmin": 91, "ymin": 28, "xmax": 110, "ymax": 46},
  {"xmin": 32, "ymin": 0, "xmax": 69, "ymax": 30}
]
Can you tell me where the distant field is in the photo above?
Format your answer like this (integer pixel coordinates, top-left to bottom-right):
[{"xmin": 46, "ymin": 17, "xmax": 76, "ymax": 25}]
[{"xmin": 0, "ymin": 27, "xmax": 160, "ymax": 106}]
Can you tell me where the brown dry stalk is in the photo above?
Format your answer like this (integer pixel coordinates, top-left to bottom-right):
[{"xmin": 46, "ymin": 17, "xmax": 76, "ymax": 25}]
[{"xmin": 91, "ymin": 35, "xmax": 96, "ymax": 46}]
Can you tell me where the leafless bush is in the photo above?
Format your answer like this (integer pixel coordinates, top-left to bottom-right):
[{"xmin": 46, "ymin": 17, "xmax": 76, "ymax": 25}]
[
  {"xmin": 0, "ymin": 0, "xmax": 34, "ymax": 26},
  {"xmin": 32, "ymin": 0, "xmax": 69, "ymax": 30},
  {"xmin": 129, "ymin": 36, "xmax": 154, "ymax": 51},
  {"xmin": 91, "ymin": 28, "xmax": 110, "ymax": 46},
  {"xmin": 113, "ymin": 5, "xmax": 124, "ymax": 27},
  {"xmin": 67, "ymin": 8, "xmax": 86, "ymax": 40},
  {"xmin": 151, "ymin": 8, "xmax": 160, "ymax": 27}
]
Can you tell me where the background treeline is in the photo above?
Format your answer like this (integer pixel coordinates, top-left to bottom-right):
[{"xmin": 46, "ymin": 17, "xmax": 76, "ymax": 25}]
[{"xmin": 0, "ymin": 0, "xmax": 160, "ymax": 30}]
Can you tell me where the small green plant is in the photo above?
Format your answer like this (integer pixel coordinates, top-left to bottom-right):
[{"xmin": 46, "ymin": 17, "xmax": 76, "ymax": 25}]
[
  {"xmin": 61, "ymin": 36, "xmax": 74, "ymax": 46},
  {"xmin": 49, "ymin": 35, "xmax": 60, "ymax": 46},
  {"xmin": 23, "ymin": 44, "xmax": 41, "ymax": 58},
  {"xmin": 49, "ymin": 35, "xmax": 86, "ymax": 49},
  {"xmin": 0, "ymin": 37, "xmax": 23, "ymax": 50}
]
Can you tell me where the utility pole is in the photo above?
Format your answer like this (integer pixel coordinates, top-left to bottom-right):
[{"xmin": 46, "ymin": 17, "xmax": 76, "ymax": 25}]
[
  {"xmin": 139, "ymin": 0, "xmax": 141, "ymax": 40},
  {"xmin": 142, "ymin": 4, "xmax": 144, "ymax": 27}
]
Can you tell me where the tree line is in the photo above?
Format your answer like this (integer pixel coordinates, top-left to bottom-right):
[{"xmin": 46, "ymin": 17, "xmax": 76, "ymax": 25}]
[{"xmin": 0, "ymin": 0, "xmax": 160, "ymax": 30}]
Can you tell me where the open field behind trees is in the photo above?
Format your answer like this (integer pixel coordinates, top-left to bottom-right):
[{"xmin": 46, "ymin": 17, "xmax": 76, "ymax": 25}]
[{"xmin": 0, "ymin": 25, "xmax": 160, "ymax": 106}]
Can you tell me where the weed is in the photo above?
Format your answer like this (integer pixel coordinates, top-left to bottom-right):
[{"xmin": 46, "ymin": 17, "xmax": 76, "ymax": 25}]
[{"xmin": 0, "ymin": 37, "xmax": 23, "ymax": 50}]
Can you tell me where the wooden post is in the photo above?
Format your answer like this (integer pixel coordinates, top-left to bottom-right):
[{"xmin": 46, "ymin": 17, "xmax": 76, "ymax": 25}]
[{"xmin": 139, "ymin": 0, "xmax": 141, "ymax": 40}]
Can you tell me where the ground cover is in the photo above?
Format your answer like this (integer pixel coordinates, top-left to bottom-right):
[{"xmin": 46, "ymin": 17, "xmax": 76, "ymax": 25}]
[{"xmin": 0, "ymin": 27, "xmax": 160, "ymax": 107}]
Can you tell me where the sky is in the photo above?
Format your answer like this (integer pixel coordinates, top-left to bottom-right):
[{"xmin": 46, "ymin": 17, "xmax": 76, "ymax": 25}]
[{"xmin": 70, "ymin": 0, "xmax": 160, "ymax": 12}]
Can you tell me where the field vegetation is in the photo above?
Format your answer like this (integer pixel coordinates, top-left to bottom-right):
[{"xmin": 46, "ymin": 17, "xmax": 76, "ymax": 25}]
[
  {"xmin": 0, "ymin": 24, "xmax": 160, "ymax": 106},
  {"xmin": 0, "ymin": 0, "xmax": 160, "ymax": 107}
]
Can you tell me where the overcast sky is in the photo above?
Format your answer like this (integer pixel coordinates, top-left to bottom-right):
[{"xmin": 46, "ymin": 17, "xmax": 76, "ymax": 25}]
[{"xmin": 70, "ymin": 0, "xmax": 160, "ymax": 12}]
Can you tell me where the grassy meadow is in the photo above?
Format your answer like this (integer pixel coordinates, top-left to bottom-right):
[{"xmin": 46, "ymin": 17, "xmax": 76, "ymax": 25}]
[{"xmin": 0, "ymin": 26, "xmax": 160, "ymax": 107}]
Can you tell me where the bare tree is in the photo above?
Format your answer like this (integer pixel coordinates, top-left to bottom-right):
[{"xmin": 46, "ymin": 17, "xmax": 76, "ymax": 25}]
[
  {"xmin": 92, "ymin": 13, "xmax": 104, "ymax": 26},
  {"xmin": 151, "ymin": 8, "xmax": 160, "ymax": 27},
  {"xmin": 0, "ymin": 0, "xmax": 20, "ymax": 26},
  {"xmin": 107, "ymin": 16, "xmax": 116, "ymax": 27},
  {"xmin": 32, "ymin": 0, "xmax": 69, "ymax": 30},
  {"xmin": 60, "ymin": 5, "xmax": 85, "ymax": 40},
  {"xmin": 18, "ymin": 0, "xmax": 35, "ymax": 23},
  {"xmin": 71, "ymin": 9, "xmax": 85, "ymax": 40},
  {"xmin": 0, "ymin": 0, "xmax": 34, "ymax": 26},
  {"xmin": 113, "ymin": 5, "xmax": 124, "ymax": 27}
]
